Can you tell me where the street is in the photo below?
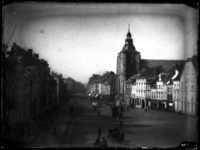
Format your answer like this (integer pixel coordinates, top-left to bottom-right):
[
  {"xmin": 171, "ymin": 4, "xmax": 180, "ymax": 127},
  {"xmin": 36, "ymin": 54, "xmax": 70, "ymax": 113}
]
[{"xmin": 25, "ymin": 97, "xmax": 197, "ymax": 148}]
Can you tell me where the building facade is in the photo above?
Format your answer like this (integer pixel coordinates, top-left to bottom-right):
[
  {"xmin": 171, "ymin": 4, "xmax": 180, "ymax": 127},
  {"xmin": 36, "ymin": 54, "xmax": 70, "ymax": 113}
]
[{"xmin": 179, "ymin": 56, "xmax": 197, "ymax": 115}]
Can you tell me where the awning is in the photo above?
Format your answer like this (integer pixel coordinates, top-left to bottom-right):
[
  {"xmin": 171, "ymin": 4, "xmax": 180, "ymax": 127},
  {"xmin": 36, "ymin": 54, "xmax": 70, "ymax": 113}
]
[{"xmin": 91, "ymin": 93, "xmax": 96, "ymax": 97}]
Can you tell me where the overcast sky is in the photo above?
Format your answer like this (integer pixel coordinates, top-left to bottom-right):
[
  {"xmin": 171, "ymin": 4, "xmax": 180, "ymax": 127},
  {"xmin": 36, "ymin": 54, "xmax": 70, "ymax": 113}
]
[{"xmin": 3, "ymin": 3, "xmax": 197, "ymax": 84}]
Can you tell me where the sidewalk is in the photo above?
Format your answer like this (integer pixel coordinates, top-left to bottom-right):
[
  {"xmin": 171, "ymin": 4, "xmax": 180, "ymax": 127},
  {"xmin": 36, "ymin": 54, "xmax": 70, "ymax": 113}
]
[
  {"xmin": 23, "ymin": 103, "xmax": 71, "ymax": 144},
  {"xmin": 24, "ymin": 98, "xmax": 80, "ymax": 147}
]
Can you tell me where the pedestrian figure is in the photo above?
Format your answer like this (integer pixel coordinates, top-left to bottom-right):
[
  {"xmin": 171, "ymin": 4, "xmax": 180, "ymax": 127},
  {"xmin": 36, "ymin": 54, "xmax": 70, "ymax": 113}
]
[
  {"xmin": 54, "ymin": 126, "xmax": 57, "ymax": 135},
  {"xmin": 102, "ymin": 137, "xmax": 108, "ymax": 148},
  {"xmin": 98, "ymin": 110, "xmax": 100, "ymax": 116},
  {"xmin": 98, "ymin": 127, "xmax": 101, "ymax": 138},
  {"xmin": 94, "ymin": 137, "xmax": 101, "ymax": 146}
]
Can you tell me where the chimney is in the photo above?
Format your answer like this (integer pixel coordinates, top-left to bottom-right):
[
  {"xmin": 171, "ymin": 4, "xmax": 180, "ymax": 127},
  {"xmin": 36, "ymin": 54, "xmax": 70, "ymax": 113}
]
[
  {"xmin": 28, "ymin": 49, "xmax": 33, "ymax": 56},
  {"xmin": 34, "ymin": 54, "xmax": 39, "ymax": 59},
  {"xmin": 159, "ymin": 74, "xmax": 161, "ymax": 81}
]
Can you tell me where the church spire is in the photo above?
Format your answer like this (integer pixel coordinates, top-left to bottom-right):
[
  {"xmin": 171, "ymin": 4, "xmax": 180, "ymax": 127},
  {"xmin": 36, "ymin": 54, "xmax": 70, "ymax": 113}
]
[
  {"xmin": 126, "ymin": 24, "xmax": 132, "ymax": 39},
  {"xmin": 128, "ymin": 24, "xmax": 130, "ymax": 32}
]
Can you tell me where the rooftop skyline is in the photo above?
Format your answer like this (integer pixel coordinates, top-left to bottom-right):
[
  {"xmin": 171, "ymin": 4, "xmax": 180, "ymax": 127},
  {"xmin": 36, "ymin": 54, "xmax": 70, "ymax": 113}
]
[{"xmin": 3, "ymin": 3, "xmax": 197, "ymax": 84}]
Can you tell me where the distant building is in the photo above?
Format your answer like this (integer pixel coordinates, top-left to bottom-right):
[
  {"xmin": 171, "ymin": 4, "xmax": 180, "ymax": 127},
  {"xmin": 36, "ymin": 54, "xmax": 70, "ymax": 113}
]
[
  {"xmin": 88, "ymin": 72, "xmax": 116, "ymax": 101},
  {"xmin": 162, "ymin": 64, "xmax": 184, "ymax": 112},
  {"xmin": 135, "ymin": 67, "xmax": 162, "ymax": 108},
  {"xmin": 4, "ymin": 48, "xmax": 27, "ymax": 129},
  {"xmin": 116, "ymin": 26, "xmax": 185, "ymax": 107},
  {"xmin": 179, "ymin": 56, "xmax": 197, "ymax": 115},
  {"xmin": 88, "ymin": 74, "xmax": 101, "ymax": 94}
]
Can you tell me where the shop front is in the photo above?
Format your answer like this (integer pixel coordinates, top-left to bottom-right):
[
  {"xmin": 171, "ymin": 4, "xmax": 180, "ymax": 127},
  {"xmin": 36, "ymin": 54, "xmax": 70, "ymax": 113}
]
[
  {"xmin": 162, "ymin": 100, "xmax": 173, "ymax": 112},
  {"xmin": 130, "ymin": 98, "xmax": 135, "ymax": 108},
  {"xmin": 150, "ymin": 100, "xmax": 157, "ymax": 110},
  {"xmin": 134, "ymin": 98, "xmax": 142, "ymax": 108},
  {"xmin": 146, "ymin": 99, "xmax": 151, "ymax": 109}
]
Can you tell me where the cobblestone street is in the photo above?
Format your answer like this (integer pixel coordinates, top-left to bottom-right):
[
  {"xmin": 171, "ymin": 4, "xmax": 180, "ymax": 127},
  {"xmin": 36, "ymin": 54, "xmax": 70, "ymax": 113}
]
[{"xmin": 25, "ymin": 98, "xmax": 197, "ymax": 148}]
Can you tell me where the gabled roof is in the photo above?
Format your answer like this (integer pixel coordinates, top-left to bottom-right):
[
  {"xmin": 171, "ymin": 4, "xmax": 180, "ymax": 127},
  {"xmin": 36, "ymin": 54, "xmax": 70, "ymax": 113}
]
[
  {"xmin": 187, "ymin": 55, "xmax": 198, "ymax": 71},
  {"xmin": 173, "ymin": 64, "xmax": 184, "ymax": 80},
  {"xmin": 126, "ymin": 76, "xmax": 137, "ymax": 83},
  {"xmin": 140, "ymin": 59, "xmax": 185, "ymax": 72},
  {"xmin": 88, "ymin": 74, "xmax": 101, "ymax": 84},
  {"xmin": 99, "ymin": 71, "xmax": 115, "ymax": 83},
  {"xmin": 100, "ymin": 72, "xmax": 110, "ymax": 81},
  {"xmin": 191, "ymin": 55, "xmax": 198, "ymax": 71},
  {"xmin": 104, "ymin": 76, "xmax": 115, "ymax": 85},
  {"xmin": 163, "ymin": 64, "xmax": 184, "ymax": 82},
  {"xmin": 10, "ymin": 43, "xmax": 27, "ymax": 57},
  {"xmin": 147, "ymin": 77, "xmax": 158, "ymax": 86}
]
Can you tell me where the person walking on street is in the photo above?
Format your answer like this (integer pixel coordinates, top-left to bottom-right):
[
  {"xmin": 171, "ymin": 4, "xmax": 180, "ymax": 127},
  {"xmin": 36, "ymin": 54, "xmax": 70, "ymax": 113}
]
[
  {"xmin": 98, "ymin": 127, "xmax": 101, "ymax": 138},
  {"xmin": 94, "ymin": 137, "xmax": 101, "ymax": 147},
  {"xmin": 102, "ymin": 137, "xmax": 108, "ymax": 148},
  {"xmin": 98, "ymin": 110, "xmax": 101, "ymax": 116}
]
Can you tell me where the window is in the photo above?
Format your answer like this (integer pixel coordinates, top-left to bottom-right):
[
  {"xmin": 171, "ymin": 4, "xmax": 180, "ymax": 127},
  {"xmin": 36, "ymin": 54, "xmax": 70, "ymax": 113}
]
[
  {"xmin": 191, "ymin": 74, "xmax": 193, "ymax": 83},
  {"xmin": 185, "ymin": 74, "xmax": 188, "ymax": 83},
  {"xmin": 191, "ymin": 85, "xmax": 193, "ymax": 92}
]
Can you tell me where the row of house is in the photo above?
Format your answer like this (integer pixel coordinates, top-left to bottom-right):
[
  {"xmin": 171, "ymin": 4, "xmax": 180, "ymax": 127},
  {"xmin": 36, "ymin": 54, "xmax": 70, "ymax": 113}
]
[
  {"xmin": 87, "ymin": 28, "xmax": 198, "ymax": 116},
  {"xmin": 2, "ymin": 43, "xmax": 71, "ymax": 135},
  {"xmin": 88, "ymin": 71, "xmax": 116, "ymax": 101},
  {"xmin": 87, "ymin": 55, "xmax": 198, "ymax": 116},
  {"xmin": 125, "ymin": 55, "xmax": 197, "ymax": 115}
]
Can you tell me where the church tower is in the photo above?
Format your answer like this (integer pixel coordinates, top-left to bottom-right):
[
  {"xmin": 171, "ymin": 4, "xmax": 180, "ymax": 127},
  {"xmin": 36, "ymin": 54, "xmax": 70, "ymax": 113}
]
[{"xmin": 117, "ymin": 25, "xmax": 141, "ymax": 101}]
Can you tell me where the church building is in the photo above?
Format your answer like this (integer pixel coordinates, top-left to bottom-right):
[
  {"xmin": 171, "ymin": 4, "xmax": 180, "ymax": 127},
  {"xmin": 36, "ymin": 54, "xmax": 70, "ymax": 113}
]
[
  {"xmin": 116, "ymin": 25, "xmax": 185, "ymax": 106},
  {"xmin": 116, "ymin": 25, "xmax": 141, "ymax": 101}
]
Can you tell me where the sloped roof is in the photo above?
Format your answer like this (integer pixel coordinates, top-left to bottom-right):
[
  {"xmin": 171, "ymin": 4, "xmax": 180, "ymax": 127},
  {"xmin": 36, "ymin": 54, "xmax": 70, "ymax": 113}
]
[
  {"xmin": 147, "ymin": 77, "xmax": 158, "ymax": 86},
  {"xmin": 126, "ymin": 76, "xmax": 136, "ymax": 83},
  {"xmin": 119, "ymin": 31, "xmax": 140, "ymax": 54},
  {"xmin": 187, "ymin": 55, "xmax": 198, "ymax": 71},
  {"xmin": 140, "ymin": 59, "xmax": 185, "ymax": 72},
  {"xmin": 173, "ymin": 64, "xmax": 184, "ymax": 80},
  {"xmin": 163, "ymin": 64, "xmax": 184, "ymax": 82},
  {"xmin": 100, "ymin": 72, "xmax": 110, "ymax": 81},
  {"xmin": 139, "ymin": 66, "xmax": 162, "ymax": 78},
  {"xmin": 89, "ymin": 74, "xmax": 101, "ymax": 84},
  {"xmin": 104, "ymin": 76, "xmax": 115, "ymax": 85},
  {"xmin": 191, "ymin": 55, "xmax": 198, "ymax": 71},
  {"xmin": 10, "ymin": 43, "xmax": 27, "ymax": 57}
]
